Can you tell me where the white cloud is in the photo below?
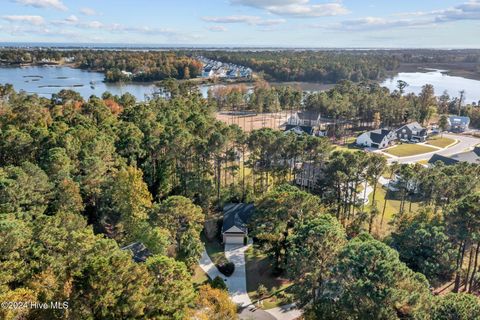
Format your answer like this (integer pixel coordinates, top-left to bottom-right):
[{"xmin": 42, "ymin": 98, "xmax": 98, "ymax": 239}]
[
  {"xmin": 230, "ymin": 0, "xmax": 349, "ymax": 18},
  {"xmin": 80, "ymin": 7, "xmax": 98, "ymax": 16},
  {"xmin": 337, "ymin": 17, "xmax": 431, "ymax": 31},
  {"xmin": 15, "ymin": 0, "xmax": 67, "ymax": 11},
  {"xmin": 2, "ymin": 15, "xmax": 45, "ymax": 25},
  {"xmin": 65, "ymin": 15, "xmax": 78, "ymax": 23},
  {"xmin": 336, "ymin": 1, "xmax": 480, "ymax": 32},
  {"xmin": 202, "ymin": 15, "xmax": 285, "ymax": 26},
  {"xmin": 207, "ymin": 25, "xmax": 228, "ymax": 32}
]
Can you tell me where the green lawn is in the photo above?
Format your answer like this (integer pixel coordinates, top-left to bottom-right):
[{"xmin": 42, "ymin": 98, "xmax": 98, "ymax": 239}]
[
  {"xmin": 384, "ymin": 144, "xmax": 437, "ymax": 157},
  {"xmin": 201, "ymin": 233, "xmax": 228, "ymax": 266},
  {"xmin": 426, "ymin": 137, "xmax": 456, "ymax": 148},
  {"xmin": 245, "ymin": 246, "xmax": 293, "ymax": 309},
  {"xmin": 369, "ymin": 183, "xmax": 421, "ymax": 236},
  {"xmin": 192, "ymin": 265, "xmax": 209, "ymax": 288}
]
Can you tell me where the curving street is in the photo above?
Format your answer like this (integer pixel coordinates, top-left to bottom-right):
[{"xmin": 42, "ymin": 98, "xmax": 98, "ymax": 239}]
[{"xmin": 384, "ymin": 134, "xmax": 480, "ymax": 164}]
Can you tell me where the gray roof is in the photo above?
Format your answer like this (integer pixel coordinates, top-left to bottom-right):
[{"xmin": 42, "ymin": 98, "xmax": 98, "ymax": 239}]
[
  {"xmin": 448, "ymin": 116, "xmax": 470, "ymax": 125},
  {"xmin": 297, "ymin": 110, "xmax": 321, "ymax": 121},
  {"xmin": 368, "ymin": 129, "xmax": 392, "ymax": 144},
  {"xmin": 121, "ymin": 242, "xmax": 151, "ymax": 263},
  {"xmin": 428, "ymin": 147, "xmax": 480, "ymax": 166},
  {"xmin": 450, "ymin": 147, "xmax": 480, "ymax": 164},
  {"xmin": 222, "ymin": 203, "xmax": 254, "ymax": 233},
  {"xmin": 428, "ymin": 154, "xmax": 459, "ymax": 166}
]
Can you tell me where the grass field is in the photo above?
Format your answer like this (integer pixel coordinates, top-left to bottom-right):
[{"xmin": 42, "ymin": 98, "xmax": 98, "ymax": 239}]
[
  {"xmin": 201, "ymin": 234, "xmax": 228, "ymax": 266},
  {"xmin": 369, "ymin": 183, "xmax": 421, "ymax": 237},
  {"xmin": 245, "ymin": 246, "xmax": 293, "ymax": 309},
  {"xmin": 426, "ymin": 137, "xmax": 456, "ymax": 148},
  {"xmin": 384, "ymin": 144, "xmax": 437, "ymax": 157}
]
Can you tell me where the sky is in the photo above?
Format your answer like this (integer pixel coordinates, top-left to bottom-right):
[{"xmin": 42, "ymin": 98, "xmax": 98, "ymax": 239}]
[{"xmin": 1, "ymin": 0, "xmax": 480, "ymax": 48}]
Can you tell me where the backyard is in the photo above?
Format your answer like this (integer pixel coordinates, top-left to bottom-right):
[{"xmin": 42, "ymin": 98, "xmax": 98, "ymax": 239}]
[
  {"xmin": 244, "ymin": 246, "xmax": 294, "ymax": 309},
  {"xmin": 384, "ymin": 144, "xmax": 438, "ymax": 157}
]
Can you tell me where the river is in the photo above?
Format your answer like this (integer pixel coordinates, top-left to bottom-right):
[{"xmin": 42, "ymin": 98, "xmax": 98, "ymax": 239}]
[
  {"xmin": 381, "ymin": 69, "xmax": 480, "ymax": 104},
  {"xmin": 1, "ymin": 66, "xmax": 480, "ymax": 103}
]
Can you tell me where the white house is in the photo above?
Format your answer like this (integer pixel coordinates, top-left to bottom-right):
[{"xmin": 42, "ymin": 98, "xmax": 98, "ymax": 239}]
[
  {"xmin": 222, "ymin": 203, "xmax": 254, "ymax": 244},
  {"xmin": 356, "ymin": 129, "xmax": 396, "ymax": 149}
]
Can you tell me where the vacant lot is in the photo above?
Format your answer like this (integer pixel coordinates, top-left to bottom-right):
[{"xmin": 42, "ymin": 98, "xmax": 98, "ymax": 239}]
[
  {"xmin": 426, "ymin": 137, "xmax": 456, "ymax": 148},
  {"xmin": 216, "ymin": 111, "xmax": 290, "ymax": 132},
  {"xmin": 384, "ymin": 144, "xmax": 437, "ymax": 157}
]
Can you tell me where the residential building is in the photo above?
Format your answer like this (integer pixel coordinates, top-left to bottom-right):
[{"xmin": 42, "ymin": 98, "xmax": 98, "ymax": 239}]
[
  {"xmin": 285, "ymin": 110, "xmax": 321, "ymax": 135},
  {"xmin": 395, "ymin": 122, "xmax": 428, "ymax": 142},
  {"xmin": 356, "ymin": 129, "xmax": 396, "ymax": 149},
  {"xmin": 447, "ymin": 116, "xmax": 470, "ymax": 133},
  {"xmin": 428, "ymin": 147, "xmax": 480, "ymax": 166},
  {"xmin": 121, "ymin": 242, "xmax": 151, "ymax": 263},
  {"xmin": 222, "ymin": 203, "xmax": 254, "ymax": 244}
]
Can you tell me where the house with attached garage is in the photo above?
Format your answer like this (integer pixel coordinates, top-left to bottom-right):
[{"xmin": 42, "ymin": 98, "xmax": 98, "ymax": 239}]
[
  {"xmin": 356, "ymin": 129, "xmax": 396, "ymax": 149},
  {"xmin": 395, "ymin": 122, "xmax": 428, "ymax": 142},
  {"xmin": 222, "ymin": 203, "xmax": 254, "ymax": 244}
]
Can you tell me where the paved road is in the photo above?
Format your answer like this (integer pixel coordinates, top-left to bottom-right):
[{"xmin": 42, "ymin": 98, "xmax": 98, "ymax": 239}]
[{"xmin": 385, "ymin": 134, "xmax": 480, "ymax": 164}]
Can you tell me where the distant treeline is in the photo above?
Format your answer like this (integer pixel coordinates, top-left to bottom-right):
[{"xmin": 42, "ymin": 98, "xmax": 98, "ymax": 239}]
[
  {"xmin": 197, "ymin": 49, "xmax": 480, "ymax": 83},
  {"xmin": 197, "ymin": 50, "xmax": 400, "ymax": 83},
  {"xmin": 0, "ymin": 49, "xmax": 203, "ymax": 82}
]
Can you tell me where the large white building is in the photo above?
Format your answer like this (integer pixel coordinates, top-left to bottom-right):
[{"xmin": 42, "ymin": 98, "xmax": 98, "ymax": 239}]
[{"xmin": 356, "ymin": 129, "xmax": 396, "ymax": 149}]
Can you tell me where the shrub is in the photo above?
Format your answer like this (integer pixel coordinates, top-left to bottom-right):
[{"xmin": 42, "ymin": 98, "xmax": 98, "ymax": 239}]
[
  {"xmin": 217, "ymin": 261, "xmax": 235, "ymax": 277},
  {"xmin": 211, "ymin": 276, "xmax": 227, "ymax": 290}
]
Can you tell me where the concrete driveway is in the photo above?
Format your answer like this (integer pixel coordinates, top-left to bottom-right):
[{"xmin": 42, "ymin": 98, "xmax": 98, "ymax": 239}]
[
  {"xmin": 265, "ymin": 304, "xmax": 302, "ymax": 320},
  {"xmin": 225, "ymin": 244, "xmax": 252, "ymax": 307},
  {"xmin": 385, "ymin": 134, "xmax": 480, "ymax": 164}
]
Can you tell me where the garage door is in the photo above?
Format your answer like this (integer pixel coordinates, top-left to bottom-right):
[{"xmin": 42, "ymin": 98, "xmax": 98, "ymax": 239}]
[{"xmin": 224, "ymin": 233, "xmax": 244, "ymax": 244}]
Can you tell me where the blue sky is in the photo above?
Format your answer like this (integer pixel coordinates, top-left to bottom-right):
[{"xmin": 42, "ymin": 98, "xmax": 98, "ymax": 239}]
[{"xmin": 1, "ymin": 0, "xmax": 479, "ymax": 47}]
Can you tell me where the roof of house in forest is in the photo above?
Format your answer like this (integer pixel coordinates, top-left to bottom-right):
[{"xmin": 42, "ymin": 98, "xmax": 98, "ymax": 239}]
[
  {"xmin": 285, "ymin": 124, "xmax": 314, "ymax": 135},
  {"xmin": 450, "ymin": 147, "xmax": 480, "ymax": 164},
  {"xmin": 428, "ymin": 154, "xmax": 459, "ymax": 166},
  {"xmin": 121, "ymin": 242, "xmax": 152, "ymax": 263},
  {"xmin": 428, "ymin": 148, "xmax": 480, "ymax": 166},
  {"xmin": 222, "ymin": 203, "xmax": 254, "ymax": 234},
  {"xmin": 297, "ymin": 110, "xmax": 321, "ymax": 120}
]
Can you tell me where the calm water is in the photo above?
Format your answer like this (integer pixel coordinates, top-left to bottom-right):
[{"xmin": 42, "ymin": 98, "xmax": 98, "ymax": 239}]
[
  {"xmin": 382, "ymin": 69, "xmax": 480, "ymax": 104},
  {"xmin": 0, "ymin": 66, "xmax": 158, "ymax": 101},
  {"xmin": 2, "ymin": 66, "xmax": 480, "ymax": 104}
]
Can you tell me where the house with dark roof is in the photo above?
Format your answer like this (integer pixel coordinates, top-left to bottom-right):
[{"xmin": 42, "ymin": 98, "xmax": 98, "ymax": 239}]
[
  {"xmin": 121, "ymin": 242, "xmax": 152, "ymax": 263},
  {"xmin": 395, "ymin": 122, "xmax": 428, "ymax": 142},
  {"xmin": 222, "ymin": 203, "xmax": 254, "ymax": 244},
  {"xmin": 428, "ymin": 147, "xmax": 480, "ymax": 166},
  {"xmin": 285, "ymin": 110, "xmax": 321, "ymax": 136},
  {"xmin": 356, "ymin": 129, "xmax": 396, "ymax": 149},
  {"xmin": 448, "ymin": 116, "xmax": 470, "ymax": 133}
]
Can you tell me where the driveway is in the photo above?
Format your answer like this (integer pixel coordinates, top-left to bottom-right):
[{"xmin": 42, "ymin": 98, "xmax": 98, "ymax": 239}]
[
  {"xmin": 199, "ymin": 249, "xmax": 222, "ymax": 280},
  {"xmin": 385, "ymin": 134, "xmax": 480, "ymax": 164},
  {"xmin": 224, "ymin": 244, "xmax": 252, "ymax": 307},
  {"xmin": 265, "ymin": 304, "xmax": 302, "ymax": 320}
]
